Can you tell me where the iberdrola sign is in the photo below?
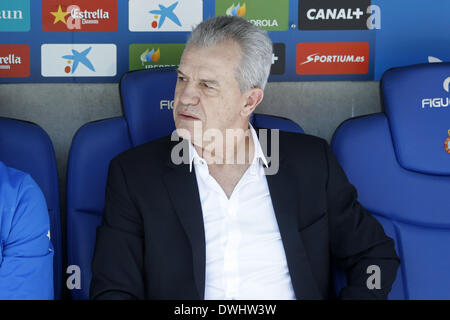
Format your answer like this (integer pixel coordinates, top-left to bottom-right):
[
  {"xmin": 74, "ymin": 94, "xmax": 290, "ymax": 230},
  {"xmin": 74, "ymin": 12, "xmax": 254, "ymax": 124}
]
[
  {"xmin": 215, "ymin": 0, "xmax": 289, "ymax": 31},
  {"xmin": 129, "ymin": 44, "xmax": 185, "ymax": 71}
]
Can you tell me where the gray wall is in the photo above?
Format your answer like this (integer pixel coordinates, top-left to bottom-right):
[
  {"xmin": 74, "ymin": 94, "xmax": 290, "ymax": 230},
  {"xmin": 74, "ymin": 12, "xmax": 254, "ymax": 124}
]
[
  {"xmin": 0, "ymin": 81, "xmax": 382, "ymax": 206},
  {"xmin": 0, "ymin": 83, "xmax": 122, "ymax": 192}
]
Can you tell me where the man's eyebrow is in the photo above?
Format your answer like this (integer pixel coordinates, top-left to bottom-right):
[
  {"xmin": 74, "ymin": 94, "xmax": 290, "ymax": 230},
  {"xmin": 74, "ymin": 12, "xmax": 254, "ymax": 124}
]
[
  {"xmin": 199, "ymin": 78, "xmax": 220, "ymax": 86},
  {"xmin": 176, "ymin": 69, "xmax": 220, "ymax": 87},
  {"xmin": 176, "ymin": 69, "xmax": 187, "ymax": 77}
]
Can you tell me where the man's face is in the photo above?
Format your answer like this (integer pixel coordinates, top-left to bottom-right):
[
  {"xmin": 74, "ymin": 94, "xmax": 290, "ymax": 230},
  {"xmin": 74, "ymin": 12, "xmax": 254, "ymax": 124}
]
[{"xmin": 173, "ymin": 40, "xmax": 248, "ymax": 144}]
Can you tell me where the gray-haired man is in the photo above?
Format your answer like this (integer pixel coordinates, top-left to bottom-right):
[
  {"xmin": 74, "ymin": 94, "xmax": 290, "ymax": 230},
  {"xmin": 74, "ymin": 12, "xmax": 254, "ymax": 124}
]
[{"xmin": 91, "ymin": 16, "xmax": 400, "ymax": 300}]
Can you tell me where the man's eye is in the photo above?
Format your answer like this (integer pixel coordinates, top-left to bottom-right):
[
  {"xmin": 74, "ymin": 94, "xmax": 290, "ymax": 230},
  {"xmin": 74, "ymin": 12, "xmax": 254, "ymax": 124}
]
[
  {"xmin": 177, "ymin": 76, "xmax": 186, "ymax": 82},
  {"xmin": 202, "ymin": 82, "xmax": 212, "ymax": 89}
]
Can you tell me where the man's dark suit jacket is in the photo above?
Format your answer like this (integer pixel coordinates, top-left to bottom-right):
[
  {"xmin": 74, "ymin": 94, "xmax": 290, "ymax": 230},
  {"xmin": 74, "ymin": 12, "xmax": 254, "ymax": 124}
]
[{"xmin": 90, "ymin": 129, "xmax": 400, "ymax": 300}]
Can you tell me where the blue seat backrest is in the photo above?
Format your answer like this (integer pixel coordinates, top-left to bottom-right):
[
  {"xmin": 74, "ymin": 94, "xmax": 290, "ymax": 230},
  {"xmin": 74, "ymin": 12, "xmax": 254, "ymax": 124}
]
[
  {"xmin": 67, "ymin": 68, "xmax": 303, "ymax": 299},
  {"xmin": 0, "ymin": 117, "xmax": 62, "ymax": 299},
  {"xmin": 66, "ymin": 118, "xmax": 131, "ymax": 300},
  {"xmin": 331, "ymin": 63, "xmax": 450, "ymax": 299},
  {"xmin": 120, "ymin": 68, "xmax": 177, "ymax": 146}
]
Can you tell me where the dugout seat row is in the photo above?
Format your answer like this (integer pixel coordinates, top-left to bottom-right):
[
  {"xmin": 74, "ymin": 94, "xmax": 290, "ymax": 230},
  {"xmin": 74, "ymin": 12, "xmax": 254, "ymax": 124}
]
[
  {"xmin": 2, "ymin": 63, "xmax": 449, "ymax": 300},
  {"xmin": 331, "ymin": 62, "xmax": 450, "ymax": 299},
  {"xmin": 65, "ymin": 67, "xmax": 304, "ymax": 300},
  {"xmin": 0, "ymin": 68, "xmax": 303, "ymax": 300}
]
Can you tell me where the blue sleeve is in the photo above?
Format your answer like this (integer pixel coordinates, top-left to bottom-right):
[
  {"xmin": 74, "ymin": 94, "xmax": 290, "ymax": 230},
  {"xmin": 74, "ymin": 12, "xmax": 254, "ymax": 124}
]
[{"xmin": 0, "ymin": 174, "xmax": 54, "ymax": 300}]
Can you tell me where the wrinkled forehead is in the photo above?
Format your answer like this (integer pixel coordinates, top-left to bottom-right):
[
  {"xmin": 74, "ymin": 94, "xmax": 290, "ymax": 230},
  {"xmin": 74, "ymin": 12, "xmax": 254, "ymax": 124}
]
[{"xmin": 179, "ymin": 40, "xmax": 242, "ymax": 81}]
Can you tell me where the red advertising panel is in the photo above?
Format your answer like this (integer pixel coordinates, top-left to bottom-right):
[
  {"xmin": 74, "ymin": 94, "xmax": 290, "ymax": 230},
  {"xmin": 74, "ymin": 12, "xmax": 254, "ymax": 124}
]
[
  {"xmin": 0, "ymin": 44, "xmax": 30, "ymax": 78},
  {"xmin": 42, "ymin": 0, "xmax": 118, "ymax": 32},
  {"xmin": 297, "ymin": 42, "xmax": 369, "ymax": 75}
]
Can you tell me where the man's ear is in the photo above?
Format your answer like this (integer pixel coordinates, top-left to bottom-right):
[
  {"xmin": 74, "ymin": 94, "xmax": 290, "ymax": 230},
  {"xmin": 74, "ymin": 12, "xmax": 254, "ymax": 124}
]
[{"xmin": 241, "ymin": 88, "xmax": 264, "ymax": 117}]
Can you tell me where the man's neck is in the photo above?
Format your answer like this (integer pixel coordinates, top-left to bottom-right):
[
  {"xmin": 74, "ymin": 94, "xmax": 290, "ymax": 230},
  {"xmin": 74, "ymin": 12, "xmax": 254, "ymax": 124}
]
[{"xmin": 193, "ymin": 126, "xmax": 255, "ymax": 167}]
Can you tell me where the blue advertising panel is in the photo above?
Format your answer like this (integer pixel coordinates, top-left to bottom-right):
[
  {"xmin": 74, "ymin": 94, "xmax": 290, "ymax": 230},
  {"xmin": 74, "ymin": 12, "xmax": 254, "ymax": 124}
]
[{"xmin": 0, "ymin": 0, "xmax": 448, "ymax": 83}]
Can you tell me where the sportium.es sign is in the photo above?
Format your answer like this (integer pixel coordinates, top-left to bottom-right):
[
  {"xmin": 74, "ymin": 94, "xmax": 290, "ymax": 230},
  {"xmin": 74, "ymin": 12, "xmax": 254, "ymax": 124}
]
[
  {"xmin": 129, "ymin": 44, "xmax": 185, "ymax": 71},
  {"xmin": 215, "ymin": 0, "xmax": 289, "ymax": 31}
]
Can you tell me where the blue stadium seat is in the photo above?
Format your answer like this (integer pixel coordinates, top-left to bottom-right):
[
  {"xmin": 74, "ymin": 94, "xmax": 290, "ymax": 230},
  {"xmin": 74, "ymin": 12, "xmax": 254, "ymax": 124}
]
[
  {"xmin": 66, "ymin": 67, "xmax": 303, "ymax": 300},
  {"xmin": 0, "ymin": 117, "xmax": 62, "ymax": 299},
  {"xmin": 331, "ymin": 63, "xmax": 450, "ymax": 299}
]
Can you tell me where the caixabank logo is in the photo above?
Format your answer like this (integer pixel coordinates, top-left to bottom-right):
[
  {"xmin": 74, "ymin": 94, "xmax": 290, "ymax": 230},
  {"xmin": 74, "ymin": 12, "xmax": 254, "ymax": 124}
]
[
  {"xmin": 299, "ymin": 0, "xmax": 381, "ymax": 30},
  {"xmin": 42, "ymin": 0, "xmax": 118, "ymax": 32},
  {"xmin": 0, "ymin": 0, "xmax": 30, "ymax": 32},
  {"xmin": 216, "ymin": 0, "xmax": 289, "ymax": 31},
  {"xmin": 0, "ymin": 44, "xmax": 29, "ymax": 77},
  {"xmin": 41, "ymin": 44, "xmax": 116, "ymax": 77},
  {"xmin": 129, "ymin": 0, "xmax": 202, "ymax": 32},
  {"xmin": 129, "ymin": 44, "xmax": 185, "ymax": 71},
  {"xmin": 297, "ymin": 42, "xmax": 369, "ymax": 75}
]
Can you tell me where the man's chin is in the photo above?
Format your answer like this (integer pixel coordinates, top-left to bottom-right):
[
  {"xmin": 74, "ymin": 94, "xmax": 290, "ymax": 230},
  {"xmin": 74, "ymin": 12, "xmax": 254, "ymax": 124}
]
[
  {"xmin": 175, "ymin": 124, "xmax": 207, "ymax": 148},
  {"xmin": 174, "ymin": 123, "xmax": 197, "ymax": 141},
  {"xmin": 175, "ymin": 127, "xmax": 192, "ymax": 140}
]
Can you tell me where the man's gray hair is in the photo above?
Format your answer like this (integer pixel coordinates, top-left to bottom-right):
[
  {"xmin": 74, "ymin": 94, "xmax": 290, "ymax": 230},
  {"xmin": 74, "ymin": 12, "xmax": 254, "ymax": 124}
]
[{"xmin": 186, "ymin": 16, "xmax": 273, "ymax": 92}]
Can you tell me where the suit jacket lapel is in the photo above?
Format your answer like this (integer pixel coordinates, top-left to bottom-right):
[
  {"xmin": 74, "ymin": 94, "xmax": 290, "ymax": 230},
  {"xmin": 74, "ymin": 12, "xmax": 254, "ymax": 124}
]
[
  {"xmin": 266, "ymin": 170, "xmax": 323, "ymax": 300},
  {"xmin": 259, "ymin": 128, "xmax": 322, "ymax": 300},
  {"xmin": 162, "ymin": 138, "xmax": 206, "ymax": 299}
]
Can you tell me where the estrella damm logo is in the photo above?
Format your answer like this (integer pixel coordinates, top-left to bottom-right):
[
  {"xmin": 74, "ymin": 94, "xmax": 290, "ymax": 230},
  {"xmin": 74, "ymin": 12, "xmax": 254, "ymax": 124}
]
[
  {"xmin": 0, "ymin": 0, "xmax": 30, "ymax": 32},
  {"xmin": 216, "ymin": 0, "xmax": 289, "ymax": 31},
  {"xmin": 271, "ymin": 43, "xmax": 285, "ymax": 75},
  {"xmin": 445, "ymin": 130, "xmax": 450, "ymax": 154},
  {"xmin": 42, "ymin": 0, "xmax": 117, "ymax": 32},
  {"xmin": 0, "ymin": 44, "xmax": 30, "ymax": 77},
  {"xmin": 129, "ymin": 44, "xmax": 185, "ymax": 71}
]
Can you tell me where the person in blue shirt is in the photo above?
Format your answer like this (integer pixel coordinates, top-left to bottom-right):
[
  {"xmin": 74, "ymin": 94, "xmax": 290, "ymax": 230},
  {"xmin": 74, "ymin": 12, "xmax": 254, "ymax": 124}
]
[{"xmin": 0, "ymin": 161, "xmax": 54, "ymax": 299}]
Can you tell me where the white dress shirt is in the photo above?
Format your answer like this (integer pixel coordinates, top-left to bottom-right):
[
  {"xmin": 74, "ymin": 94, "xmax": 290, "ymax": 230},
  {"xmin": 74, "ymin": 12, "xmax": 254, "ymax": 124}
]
[{"xmin": 189, "ymin": 124, "xmax": 296, "ymax": 300}]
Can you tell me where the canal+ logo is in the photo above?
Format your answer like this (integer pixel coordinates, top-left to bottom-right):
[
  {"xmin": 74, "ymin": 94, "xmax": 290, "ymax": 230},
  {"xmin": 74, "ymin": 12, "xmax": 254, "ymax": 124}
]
[
  {"xmin": 0, "ymin": 0, "xmax": 30, "ymax": 32},
  {"xmin": 298, "ymin": 0, "xmax": 381, "ymax": 30}
]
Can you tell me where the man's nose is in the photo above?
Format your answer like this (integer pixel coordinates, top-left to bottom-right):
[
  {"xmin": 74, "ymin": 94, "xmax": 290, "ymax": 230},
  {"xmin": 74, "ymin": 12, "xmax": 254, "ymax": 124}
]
[{"xmin": 179, "ymin": 82, "xmax": 200, "ymax": 106}]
